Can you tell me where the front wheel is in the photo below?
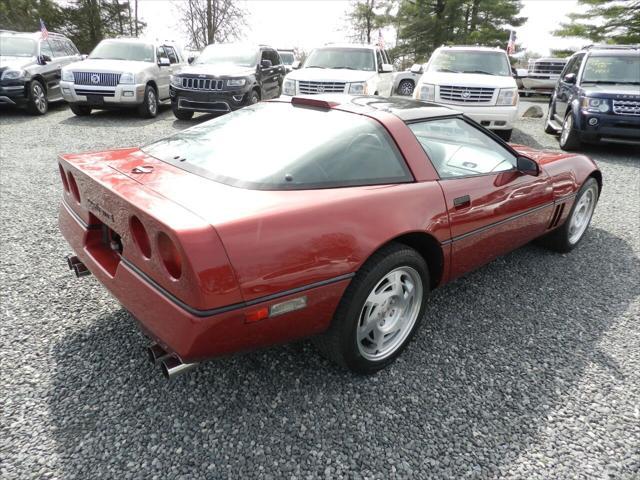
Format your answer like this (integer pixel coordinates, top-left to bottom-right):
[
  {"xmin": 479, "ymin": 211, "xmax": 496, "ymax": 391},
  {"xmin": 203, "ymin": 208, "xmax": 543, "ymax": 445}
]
[
  {"xmin": 397, "ymin": 80, "xmax": 415, "ymax": 96},
  {"xmin": 313, "ymin": 243, "xmax": 429, "ymax": 373},
  {"xmin": 248, "ymin": 90, "xmax": 260, "ymax": 104},
  {"xmin": 27, "ymin": 80, "xmax": 48, "ymax": 115},
  {"xmin": 171, "ymin": 103, "xmax": 194, "ymax": 120},
  {"xmin": 138, "ymin": 85, "xmax": 158, "ymax": 118},
  {"xmin": 70, "ymin": 104, "xmax": 92, "ymax": 116},
  {"xmin": 559, "ymin": 111, "xmax": 581, "ymax": 151}
]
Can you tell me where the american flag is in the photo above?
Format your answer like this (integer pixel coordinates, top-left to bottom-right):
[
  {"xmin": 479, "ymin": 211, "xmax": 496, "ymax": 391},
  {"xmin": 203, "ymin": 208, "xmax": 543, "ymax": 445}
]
[
  {"xmin": 377, "ymin": 29, "xmax": 384, "ymax": 49},
  {"xmin": 507, "ymin": 30, "xmax": 516, "ymax": 55},
  {"xmin": 40, "ymin": 18, "xmax": 48, "ymax": 40}
]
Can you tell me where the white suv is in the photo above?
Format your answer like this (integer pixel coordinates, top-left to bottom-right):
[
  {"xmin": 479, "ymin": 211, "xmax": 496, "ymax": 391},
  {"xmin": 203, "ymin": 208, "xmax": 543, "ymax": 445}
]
[
  {"xmin": 60, "ymin": 38, "xmax": 185, "ymax": 118},
  {"xmin": 283, "ymin": 43, "xmax": 394, "ymax": 97},
  {"xmin": 414, "ymin": 46, "xmax": 518, "ymax": 140}
]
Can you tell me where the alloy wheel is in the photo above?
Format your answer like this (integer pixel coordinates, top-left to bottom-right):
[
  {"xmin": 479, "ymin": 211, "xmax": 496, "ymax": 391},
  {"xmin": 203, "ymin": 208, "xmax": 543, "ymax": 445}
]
[
  {"xmin": 560, "ymin": 114, "xmax": 573, "ymax": 146},
  {"xmin": 568, "ymin": 184, "xmax": 597, "ymax": 244},
  {"xmin": 33, "ymin": 83, "xmax": 47, "ymax": 113}
]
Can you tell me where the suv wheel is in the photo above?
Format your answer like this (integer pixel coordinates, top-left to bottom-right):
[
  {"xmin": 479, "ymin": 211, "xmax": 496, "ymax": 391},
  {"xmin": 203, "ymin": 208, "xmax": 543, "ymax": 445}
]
[
  {"xmin": 559, "ymin": 111, "xmax": 581, "ymax": 151},
  {"xmin": 138, "ymin": 85, "xmax": 158, "ymax": 118},
  {"xmin": 70, "ymin": 104, "xmax": 92, "ymax": 116},
  {"xmin": 172, "ymin": 103, "xmax": 194, "ymax": 120},
  {"xmin": 397, "ymin": 80, "xmax": 415, "ymax": 96},
  {"xmin": 249, "ymin": 90, "xmax": 260, "ymax": 104},
  {"xmin": 27, "ymin": 80, "xmax": 48, "ymax": 115}
]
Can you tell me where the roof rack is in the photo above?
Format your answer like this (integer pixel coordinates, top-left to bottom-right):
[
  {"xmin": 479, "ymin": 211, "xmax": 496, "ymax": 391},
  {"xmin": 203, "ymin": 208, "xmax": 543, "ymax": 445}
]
[{"xmin": 583, "ymin": 44, "xmax": 640, "ymax": 50}]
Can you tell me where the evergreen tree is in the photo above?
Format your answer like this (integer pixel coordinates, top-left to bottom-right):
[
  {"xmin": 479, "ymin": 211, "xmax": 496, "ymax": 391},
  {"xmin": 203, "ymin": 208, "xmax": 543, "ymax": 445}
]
[{"xmin": 0, "ymin": 0, "xmax": 65, "ymax": 33}]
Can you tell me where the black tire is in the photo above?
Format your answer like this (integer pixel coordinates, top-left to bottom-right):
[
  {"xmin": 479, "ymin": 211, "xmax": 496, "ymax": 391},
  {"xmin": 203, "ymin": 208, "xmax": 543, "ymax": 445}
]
[
  {"xmin": 536, "ymin": 177, "xmax": 599, "ymax": 253},
  {"xmin": 494, "ymin": 129, "xmax": 513, "ymax": 141},
  {"xmin": 27, "ymin": 79, "xmax": 48, "ymax": 115},
  {"xmin": 248, "ymin": 90, "xmax": 260, "ymax": 104},
  {"xmin": 559, "ymin": 111, "xmax": 581, "ymax": 151},
  {"xmin": 171, "ymin": 103, "xmax": 194, "ymax": 120},
  {"xmin": 544, "ymin": 98, "xmax": 557, "ymax": 134},
  {"xmin": 70, "ymin": 104, "xmax": 92, "ymax": 116},
  {"xmin": 138, "ymin": 85, "xmax": 158, "ymax": 118},
  {"xmin": 313, "ymin": 243, "xmax": 429, "ymax": 374},
  {"xmin": 397, "ymin": 80, "xmax": 415, "ymax": 96}
]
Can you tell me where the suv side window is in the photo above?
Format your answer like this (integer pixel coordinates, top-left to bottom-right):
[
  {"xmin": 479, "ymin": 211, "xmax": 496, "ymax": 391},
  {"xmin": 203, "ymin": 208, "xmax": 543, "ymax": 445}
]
[
  {"xmin": 64, "ymin": 39, "xmax": 79, "ymax": 56},
  {"xmin": 157, "ymin": 46, "xmax": 169, "ymax": 62},
  {"xmin": 51, "ymin": 39, "xmax": 68, "ymax": 58},
  {"xmin": 408, "ymin": 117, "xmax": 516, "ymax": 178},
  {"xmin": 562, "ymin": 54, "xmax": 583, "ymax": 79},
  {"xmin": 382, "ymin": 49, "xmax": 390, "ymax": 65},
  {"xmin": 376, "ymin": 50, "xmax": 383, "ymax": 71},
  {"xmin": 39, "ymin": 40, "xmax": 53, "ymax": 58},
  {"xmin": 164, "ymin": 46, "xmax": 179, "ymax": 64},
  {"xmin": 269, "ymin": 50, "xmax": 281, "ymax": 66}
]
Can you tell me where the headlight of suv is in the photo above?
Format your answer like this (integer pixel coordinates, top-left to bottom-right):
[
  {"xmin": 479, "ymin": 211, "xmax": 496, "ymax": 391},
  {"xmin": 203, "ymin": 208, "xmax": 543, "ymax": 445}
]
[
  {"xmin": 170, "ymin": 75, "xmax": 182, "ymax": 87},
  {"xmin": 227, "ymin": 78, "xmax": 246, "ymax": 87},
  {"xmin": 581, "ymin": 97, "xmax": 610, "ymax": 113},
  {"xmin": 61, "ymin": 69, "xmax": 74, "ymax": 82},
  {"xmin": 348, "ymin": 82, "xmax": 367, "ymax": 95},
  {"xmin": 497, "ymin": 88, "xmax": 518, "ymax": 106},
  {"xmin": 417, "ymin": 83, "xmax": 435, "ymax": 101},
  {"xmin": 1, "ymin": 69, "xmax": 26, "ymax": 80},
  {"xmin": 119, "ymin": 72, "xmax": 135, "ymax": 85},
  {"xmin": 283, "ymin": 79, "xmax": 296, "ymax": 96}
]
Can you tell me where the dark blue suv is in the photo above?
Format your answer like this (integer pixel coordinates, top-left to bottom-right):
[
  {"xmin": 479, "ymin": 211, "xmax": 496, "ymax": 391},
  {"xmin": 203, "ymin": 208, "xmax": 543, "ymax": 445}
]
[{"xmin": 545, "ymin": 45, "xmax": 640, "ymax": 150}]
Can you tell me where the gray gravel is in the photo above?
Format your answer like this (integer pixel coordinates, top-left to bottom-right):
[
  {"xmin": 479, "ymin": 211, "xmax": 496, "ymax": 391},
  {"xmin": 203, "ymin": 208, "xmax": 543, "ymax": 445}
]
[{"xmin": 1, "ymin": 100, "xmax": 639, "ymax": 479}]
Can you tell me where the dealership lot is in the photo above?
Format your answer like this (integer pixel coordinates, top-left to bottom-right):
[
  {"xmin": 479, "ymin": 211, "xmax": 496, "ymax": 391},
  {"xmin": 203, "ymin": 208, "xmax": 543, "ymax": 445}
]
[{"xmin": 0, "ymin": 101, "xmax": 638, "ymax": 479}]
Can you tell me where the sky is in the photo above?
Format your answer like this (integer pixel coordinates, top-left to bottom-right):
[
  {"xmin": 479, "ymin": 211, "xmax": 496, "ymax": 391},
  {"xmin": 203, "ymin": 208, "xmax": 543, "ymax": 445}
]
[{"xmin": 138, "ymin": 0, "xmax": 589, "ymax": 55}]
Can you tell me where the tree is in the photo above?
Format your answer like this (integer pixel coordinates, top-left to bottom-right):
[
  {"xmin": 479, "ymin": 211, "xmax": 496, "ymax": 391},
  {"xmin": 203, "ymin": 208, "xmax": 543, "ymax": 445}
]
[
  {"xmin": 346, "ymin": 0, "xmax": 395, "ymax": 44},
  {"xmin": 175, "ymin": 0, "xmax": 247, "ymax": 50},
  {"xmin": 554, "ymin": 0, "xmax": 640, "ymax": 44},
  {"xmin": 0, "ymin": 0, "xmax": 65, "ymax": 32}
]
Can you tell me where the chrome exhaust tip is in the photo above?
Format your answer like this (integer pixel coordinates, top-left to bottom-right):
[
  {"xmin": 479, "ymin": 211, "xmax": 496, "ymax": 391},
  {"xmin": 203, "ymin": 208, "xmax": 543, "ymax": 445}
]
[
  {"xmin": 147, "ymin": 343, "xmax": 172, "ymax": 365},
  {"xmin": 161, "ymin": 356, "xmax": 199, "ymax": 380}
]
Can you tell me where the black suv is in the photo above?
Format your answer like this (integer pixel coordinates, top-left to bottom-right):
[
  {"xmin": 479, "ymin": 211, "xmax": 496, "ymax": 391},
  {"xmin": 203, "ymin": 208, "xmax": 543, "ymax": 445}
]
[
  {"xmin": 170, "ymin": 43, "xmax": 284, "ymax": 120},
  {"xmin": 0, "ymin": 30, "xmax": 83, "ymax": 115},
  {"xmin": 545, "ymin": 44, "xmax": 640, "ymax": 150}
]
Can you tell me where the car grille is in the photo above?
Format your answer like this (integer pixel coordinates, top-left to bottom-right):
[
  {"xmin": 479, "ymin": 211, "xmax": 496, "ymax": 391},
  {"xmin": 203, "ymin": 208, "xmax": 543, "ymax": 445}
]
[
  {"xmin": 73, "ymin": 72, "xmax": 121, "ymax": 87},
  {"xmin": 528, "ymin": 61, "xmax": 566, "ymax": 75},
  {"xmin": 438, "ymin": 85, "xmax": 495, "ymax": 103},
  {"xmin": 75, "ymin": 88, "xmax": 115, "ymax": 97},
  {"xmin": 612, "ymin": 99, "xmax": 640, "ymax": 116},
  {"xmin": 180, "ymin": 77, "xmax": 224, "ymax": 91},
  {"xmin": 298, "ymin": 81, "xmax": 346, "ymax": 94}
]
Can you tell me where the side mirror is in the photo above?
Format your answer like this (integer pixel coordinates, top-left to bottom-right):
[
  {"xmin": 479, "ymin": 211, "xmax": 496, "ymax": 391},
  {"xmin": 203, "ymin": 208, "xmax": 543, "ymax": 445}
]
[
  {"xmin": 516, "ymin": 68, "xmax": 528, "ymax": 78},
  {"xmin": 38, "ymin": 54, "xmax": 52, "ymax": 65},
  {"xmin": 517, "ymin": 155, "xmax": 539, "ymax": 176},
  {"xmin": 158, "ymin": 57, "xmax": 171, "ymax": 67},
  {"xmin": 410, "ymin": 63, "xmax": 423, "ymax": 74},
  {"xmin": 187, "ymin": 56, "xmax": 195, "ymax": 64},
  {"xmin": 562, "ymin": 72, "xmax": 576, "ymax": 84},
  {"xmin": 260, "ymin": 59, "xmax": 273, "ymax": 69},
  {"xmin": 292, "ymin": 60, "xmax": 301, "ymax": 70},
  {"xmin": 80, "ymin": 54, "xmax": 89, "ymax": 61},
  {"xmin": 380, "ymin": 63, "xmax": 393, "ymax": 73}
]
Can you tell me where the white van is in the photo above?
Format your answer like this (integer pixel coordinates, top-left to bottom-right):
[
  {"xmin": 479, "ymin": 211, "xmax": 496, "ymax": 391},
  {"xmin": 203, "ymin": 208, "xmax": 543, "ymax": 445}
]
[{"xmin": 414, "ymin": 46, "xmax": 518, "ymax": 140}]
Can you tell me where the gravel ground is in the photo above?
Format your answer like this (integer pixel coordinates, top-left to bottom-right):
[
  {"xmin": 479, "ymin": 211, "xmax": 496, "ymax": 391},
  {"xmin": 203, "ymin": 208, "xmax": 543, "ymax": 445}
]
[{"xmin": 1, "ymin": 100, "xmax": 639, "ymax": 480}]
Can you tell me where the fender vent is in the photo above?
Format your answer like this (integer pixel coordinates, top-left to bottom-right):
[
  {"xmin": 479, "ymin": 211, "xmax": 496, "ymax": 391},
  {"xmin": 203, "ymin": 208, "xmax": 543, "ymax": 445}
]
[{"xmin": 548, "ymin": 203, "xmax": 565, "ymax": 229}]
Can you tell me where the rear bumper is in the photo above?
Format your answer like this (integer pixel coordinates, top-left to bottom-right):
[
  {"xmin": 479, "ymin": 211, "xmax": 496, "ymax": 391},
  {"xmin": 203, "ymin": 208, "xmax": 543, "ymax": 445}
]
[
  {"xmin": 576, "ymin": 111, "xmax": 640, "ymax": 145},
  {"xmin": 58, "ymin": 200, "xmax": 348, "ymax": 362},
  {"xmin": 60, "ymin": 80, "xmax": 146, "ymax": 106}
]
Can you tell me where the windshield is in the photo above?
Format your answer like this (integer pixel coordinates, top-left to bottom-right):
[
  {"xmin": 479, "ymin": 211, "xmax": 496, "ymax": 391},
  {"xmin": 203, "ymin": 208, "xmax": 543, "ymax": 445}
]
[
  {"xmin": 89, "ymin": 40, "xmax": 154, "ymax": 62},
  {"xmin": 582, "ymin": 55, "xmax": 640, "ymax": 84},
  {"xmin": 195, "ymin": 44, "xmax": 258, "ymax": 67},
  {"xmin": 142, "ymin": 103, "xmax": 411, "ymax": 190},
  {"xmin": 428, "ymin": 50, "xmax": 512, "ymax": 76},
  {"xmin": 0, "ymin": 37, "xmax": 37, "ymax": 57},
  {"xmin": 279, "ymin": 52, "xmax": 295, "ymax": 65},
  {"xmin": 304, "ymin": 48, "xmax": 375, "ymax": 71}
]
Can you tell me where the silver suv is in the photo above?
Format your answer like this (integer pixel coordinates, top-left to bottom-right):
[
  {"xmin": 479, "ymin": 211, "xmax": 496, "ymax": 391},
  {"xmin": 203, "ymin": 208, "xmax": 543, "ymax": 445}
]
[{"xmin": 60, "ymin": 38, "xmax": 185, "ymax": 117}]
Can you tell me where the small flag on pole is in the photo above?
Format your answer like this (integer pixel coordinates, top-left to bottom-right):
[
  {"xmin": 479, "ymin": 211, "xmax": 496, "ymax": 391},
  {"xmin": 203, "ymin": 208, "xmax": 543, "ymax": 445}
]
[
  {"xmin": 39, "ymin": 18, "xmax": 49, "ymax": 40},
  {"xmin": 507, "ymin": 30, "xmax": 516, "ymax": 55}
]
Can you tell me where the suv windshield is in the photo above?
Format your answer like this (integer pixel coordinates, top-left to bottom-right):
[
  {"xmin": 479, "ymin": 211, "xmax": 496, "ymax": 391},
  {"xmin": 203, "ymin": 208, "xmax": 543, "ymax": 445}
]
[
  {"xmin": 142, "ymin": 103, "xmax": 411, "ymax": 190},
  {"xmin": 0, "ymin": 37, "xmax": 37, "ymax": 57},
  {"xmin": 195, "ymin": 44, "xmax": 258, "ymax": 67},
  {"xmin": 305, "ymin": 48, "xmax": 375, "ymax": 71},
  {"xmin": 279, "ymin": 52, "xmax": 295, "ymax": 65},
  {"xmin": 582, "ymin": 55, "xmax": 640, "ymax": 84},
  {"xmin": 428, "ymin": 50, "xmax": 511, "ymax": 76},
  {"xmin": 89, "ymin": 40, "xmax": 154, "ymax": 62}
]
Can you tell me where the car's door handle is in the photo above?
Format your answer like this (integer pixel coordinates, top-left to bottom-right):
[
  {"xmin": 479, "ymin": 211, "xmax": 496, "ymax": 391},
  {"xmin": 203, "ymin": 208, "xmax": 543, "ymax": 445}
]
[{"xmin": 453, "ymin": 195, "xmax": 471, "ymax": 209}]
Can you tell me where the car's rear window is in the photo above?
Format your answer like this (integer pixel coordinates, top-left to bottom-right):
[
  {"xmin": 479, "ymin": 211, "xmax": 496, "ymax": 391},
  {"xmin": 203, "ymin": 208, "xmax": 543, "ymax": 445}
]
[{"xmin": 142, "ymin": 103, "xmax": 412, "ymax": 190}]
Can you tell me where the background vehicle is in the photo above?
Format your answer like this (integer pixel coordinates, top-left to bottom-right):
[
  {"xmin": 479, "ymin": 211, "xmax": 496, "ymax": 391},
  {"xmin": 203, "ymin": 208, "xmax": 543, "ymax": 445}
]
[
  {"xmin": 278, "ymin": 48, "xmax": 297, "ymax": 73},
  {"xmin": 169, "ymin": 43, "xmax": 284, "ymax": 120},
  {"xmin": 545, "ymin": 44, "xmax": 640, "ymax": 150},
  {"xmin": 58, "ymin": 95, "xmax": 600, "ymax": 378},
  {"xmin": 522, "ymin": 57, "xmax": 568, "ymax": 95},
  {"xmin": 60, "ymin": 38, "xmax": 184, "ymax": 118},
  {"xmin": 414, "ymin": 45, "xmax": 519, "ymax": 141},
  {"xmin": 0, "ymin": 30, "xmax": 82, "ymax": 115},
  {"xmin": 392, "ymin": 64, "xmax": 424, "ymax": 96},
  {"xmin": 282, "ymin": 43, "xmax": 394, "ymax": 97}
]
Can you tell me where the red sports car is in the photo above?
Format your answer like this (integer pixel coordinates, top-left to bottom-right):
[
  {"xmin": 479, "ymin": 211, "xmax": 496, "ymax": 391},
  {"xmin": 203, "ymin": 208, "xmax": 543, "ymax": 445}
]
[{"xmin": 58, "ymin": 96, "xmax": 601, "ymax": 378}]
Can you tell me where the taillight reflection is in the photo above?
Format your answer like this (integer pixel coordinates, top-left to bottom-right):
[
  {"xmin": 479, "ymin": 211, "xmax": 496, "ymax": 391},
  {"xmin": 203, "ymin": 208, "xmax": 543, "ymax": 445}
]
[
  {"xmin": 130, "ymin": 215, "xmax": 151, "ymax": 259},
  {"xmin": 59, "ymin": 164, "xmax": 69, "ymax": 192},
  {"xmin": 157, "ymin": 232, "xmax": 182, "ymax": 279},
  {"xmin": 67, "ymin": 172, "xmax": 81, "ymax": 203}
]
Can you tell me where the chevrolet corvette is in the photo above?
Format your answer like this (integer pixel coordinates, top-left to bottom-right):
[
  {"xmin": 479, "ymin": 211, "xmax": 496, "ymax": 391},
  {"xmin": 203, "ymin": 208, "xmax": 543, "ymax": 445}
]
[{"xmin": 58, "ymin": 95, "xmax": 601, "ymax": 378}]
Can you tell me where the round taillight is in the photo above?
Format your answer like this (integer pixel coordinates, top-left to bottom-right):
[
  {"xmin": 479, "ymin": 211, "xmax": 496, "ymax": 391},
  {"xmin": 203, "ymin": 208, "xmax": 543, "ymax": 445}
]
[
  {"xmin": 157, "ymin": 232, "xmax": 182, "ymax": 279},
  {"xmin": 59, "ymin": 164, "xmax": 69, "ymax": 192},
  {"xmin": 67, "ymin": 172, "xmax": 81, "ymax": 203},
  {"xmin": 130, "ymin": 216, "xmax": 151, "ymax": 259}
]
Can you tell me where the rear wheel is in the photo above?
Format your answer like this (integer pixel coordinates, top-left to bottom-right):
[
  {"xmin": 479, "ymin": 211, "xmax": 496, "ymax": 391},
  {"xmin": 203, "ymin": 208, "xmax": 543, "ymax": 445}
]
[
  {"xmin": 313, "ymin": 243, "xmax": 429, "ymax": 374},
  {"xmin": 559, "ymin": 111, "xmax": 581, "ymax": 151},
  {"xmin": 171, "ymin": 103, "xmax": 194, "ymax": 120},
  {"xmin": 494, "ymin": 129, "xmax": 513, "ymax": 141},
  {"xmin": 70, "ymin": 104, "xmax": 92, "ymax": 116},
  {"xmin": 27, "ymin": 80, "xmax": 48, "ymax": 115},
  {"xmin": 397, "ymin": 80, "xmax": 415, "ymax": 96},
  {"xmin": 138, "ymin": 85, "xmax": 158, "ymax": 118}
]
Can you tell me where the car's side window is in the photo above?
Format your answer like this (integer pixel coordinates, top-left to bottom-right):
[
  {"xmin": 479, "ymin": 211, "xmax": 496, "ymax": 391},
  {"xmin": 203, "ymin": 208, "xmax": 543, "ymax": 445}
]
[
  {"xmin": 376, "ymin": 50, "xmax": 383, "ymax": 71},
  {"xmin": 156, "ymin": 46, "xmax": 169, "ymax": 62},
  {"xmin": 39, "ymin": 41, "xmax": 53, "ymax": 58},
  {"xmin": 269, "ymin": 50, "xmax": 281, "ymax": 66},
  {"xmin": 408, "ymin": 117, "xmax": 516, "ymax": 178},
  {"xmin": 562, "ymin": 54, "xmax": 583, "ymax": 79},
  {"xmin": 165, "ymin": 46, "xmax": 179, "ymax": 64},
  {"xmin": 64, "ymin": 39, "xmax": 79, "ymax": 56},
  {"xmin": 51, "ymin": 39, "xmax": 68, "ymax": 58}
]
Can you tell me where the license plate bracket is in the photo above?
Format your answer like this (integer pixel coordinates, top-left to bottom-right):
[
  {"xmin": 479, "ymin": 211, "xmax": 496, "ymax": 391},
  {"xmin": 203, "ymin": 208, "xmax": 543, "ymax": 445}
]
[{"xmin": 86, "ymin": 94, "xmax": 105, "ymax": 105}]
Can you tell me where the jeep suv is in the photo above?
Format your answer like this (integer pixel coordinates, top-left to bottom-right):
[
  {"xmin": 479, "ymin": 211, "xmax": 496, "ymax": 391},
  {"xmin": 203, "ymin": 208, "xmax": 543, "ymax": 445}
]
[
  {"xmin": 545, "ymin": 45, "xmax": 640, "ymax": 150},
  {"xmin": 282, "ymin": 43, "xmax": 394, "ymax": 97},
  {"xmin": 60, "ymin": 38, "xmax": 184, "ymax": 117},
  {"xmin": 414, "ymin": 46, "xmax": 519, "ymax": 141},
  {"xmin": 169, "ymin": 43, "xmax": 284, "ymax": 120},
  {"xmin": 0, "ymin": 30, "xmax": 82, "ymax": 115}
]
